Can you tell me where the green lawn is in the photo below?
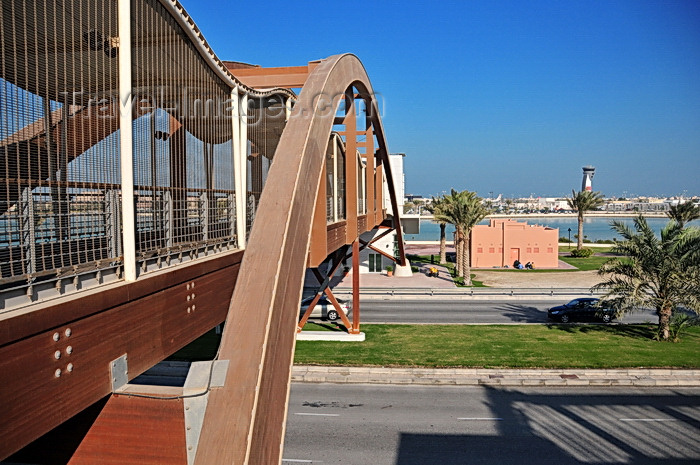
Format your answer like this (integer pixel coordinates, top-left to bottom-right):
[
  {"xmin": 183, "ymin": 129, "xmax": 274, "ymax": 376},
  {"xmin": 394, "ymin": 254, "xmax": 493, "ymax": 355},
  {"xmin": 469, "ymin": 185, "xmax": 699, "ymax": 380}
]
[
  {"xmin": 559, "ymin": 246, "xmax": 615, "ymax": 254},
  {"xmin": 170, "ymin": 324, "xmax": 700, "ymax": 369},
  {"xmin": 293, "ymin": 324, "xmax": 700, "ymax": 369},
  {"xmin": 559, "ymin": 254, "xmax": 613, "ymax": 271}
]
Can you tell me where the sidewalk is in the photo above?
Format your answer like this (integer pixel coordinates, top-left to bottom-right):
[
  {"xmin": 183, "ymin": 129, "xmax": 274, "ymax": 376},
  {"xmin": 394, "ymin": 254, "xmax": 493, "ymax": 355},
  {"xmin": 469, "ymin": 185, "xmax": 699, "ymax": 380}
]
[
  {"xmin": 135, "ymin": 362, "xmax": 700, "ymax": 389},
  {"xmin": 333, "ymin": 262, "xmax": 456, "ymax": 290},
  {"xmin": 292, "ymin": 365, "xmax": 700, "ymax": 387}
]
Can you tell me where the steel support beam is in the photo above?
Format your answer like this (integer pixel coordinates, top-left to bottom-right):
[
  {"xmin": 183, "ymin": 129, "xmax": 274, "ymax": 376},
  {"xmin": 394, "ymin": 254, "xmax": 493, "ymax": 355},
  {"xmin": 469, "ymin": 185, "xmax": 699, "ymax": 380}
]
[
  {"xmin": 297, "ymin": 253, "xmax": 352, "ymax": 332},
  {"xmin": 351, "ymin": 239, "xmax": 360, "ymax": 334},
  {"xmin": 225, "ymin": 61, "xmax": 320, "ymax": 89}
]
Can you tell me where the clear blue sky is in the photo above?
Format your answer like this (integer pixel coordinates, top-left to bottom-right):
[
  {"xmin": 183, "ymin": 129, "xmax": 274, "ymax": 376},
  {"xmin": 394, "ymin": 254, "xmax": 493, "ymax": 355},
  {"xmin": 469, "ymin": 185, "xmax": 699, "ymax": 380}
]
[{"xmin": 182, "ymin": 0, "xmax": 700, "ymax": 199}]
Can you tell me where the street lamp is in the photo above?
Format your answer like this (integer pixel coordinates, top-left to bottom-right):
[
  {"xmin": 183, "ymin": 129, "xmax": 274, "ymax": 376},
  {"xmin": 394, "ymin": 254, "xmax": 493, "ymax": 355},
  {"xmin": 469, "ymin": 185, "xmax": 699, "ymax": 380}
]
[{"xmin": 568, "ymin": 228, "xmax": 572, "ymax": 250}]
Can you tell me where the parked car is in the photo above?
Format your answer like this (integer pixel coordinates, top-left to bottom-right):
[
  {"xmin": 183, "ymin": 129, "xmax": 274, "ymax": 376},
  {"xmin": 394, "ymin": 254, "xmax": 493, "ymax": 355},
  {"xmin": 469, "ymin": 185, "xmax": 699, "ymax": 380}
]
[
  {"xmin": 299, "ymin": 295, "xmax": 350, "ymax": 321},
  {"xmin": 548, "ymin": 298, "xmax": 615, "ymax": 323}
]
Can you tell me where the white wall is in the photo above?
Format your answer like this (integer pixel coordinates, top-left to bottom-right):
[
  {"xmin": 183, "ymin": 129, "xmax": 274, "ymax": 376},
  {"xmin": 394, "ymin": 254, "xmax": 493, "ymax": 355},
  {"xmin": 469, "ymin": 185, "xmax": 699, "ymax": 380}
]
[
  {"xmin": 358, "ymin": 229, "xmax": 397, "ymax": 273},
  {"xmin": 384, "ymin": 153, "xmax": 405, "ymax": 214}
]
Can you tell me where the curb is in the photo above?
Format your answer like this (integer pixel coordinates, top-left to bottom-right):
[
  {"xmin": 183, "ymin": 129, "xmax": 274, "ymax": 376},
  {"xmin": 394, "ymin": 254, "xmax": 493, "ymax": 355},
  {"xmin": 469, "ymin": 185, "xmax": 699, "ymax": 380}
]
[
  {"xmin": 328, "ymin": 289, "xmax": 602, "ymax": 301},
  {"xmin": 332, "ymin": 294, "xmax": 588, "ymax": 301},
  {"xmin": 292, "ymin": 366, "xmax": 700, "ymax": 387}
]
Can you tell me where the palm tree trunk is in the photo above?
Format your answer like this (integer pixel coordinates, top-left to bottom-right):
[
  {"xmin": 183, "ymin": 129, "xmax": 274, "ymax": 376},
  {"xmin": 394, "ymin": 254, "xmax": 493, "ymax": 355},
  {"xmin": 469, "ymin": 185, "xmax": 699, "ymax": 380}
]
[
  {"xmin": 577, "ymin": 212, "xmax": 584, "ymax": 250},
  {"xmin": 439, "ymin": 223, "xmax": 446, "ymax": 264},
  {"xmin": 463, "ymin": 231, "xmax": 472, "ymax": 286},
  {"xmin": 456, "ymin": 231, "xmax": 464, "ymax": 278},
  {"xmin": 658, "ymin": 306, "xmax": 672, "ymax": 341}
]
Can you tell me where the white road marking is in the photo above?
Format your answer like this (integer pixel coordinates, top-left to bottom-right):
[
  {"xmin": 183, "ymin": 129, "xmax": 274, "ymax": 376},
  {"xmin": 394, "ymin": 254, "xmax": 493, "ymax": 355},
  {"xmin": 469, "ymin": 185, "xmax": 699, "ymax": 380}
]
[
  {"xmin": 457, "ymin": 417, "xmax": 503, "ymax": 421},
  {"xmin": 282, "ymin": 459, "xmax": 323, "ymax": 463},
  {"xmin": 294, "ymin": 412, "xmax": 340, "ymax": 417},
  {"xmin": 619, "ymin": 418, "xmax": 677, "ymax": 422}
]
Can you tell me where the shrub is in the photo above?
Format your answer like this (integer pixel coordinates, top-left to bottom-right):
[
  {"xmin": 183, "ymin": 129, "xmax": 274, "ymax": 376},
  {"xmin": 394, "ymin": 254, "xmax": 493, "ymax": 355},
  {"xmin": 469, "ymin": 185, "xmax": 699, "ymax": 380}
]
[
  {"xmin": 559, "ymin": 236, "xmax": 573, "ymax": 243},
  {"xmin": 668, "ymin": 313, "xmax": 700, "ymax": 342},
  {"xmin": 570, "ymin": 248, "xmax": 594, "ymax": 258}
]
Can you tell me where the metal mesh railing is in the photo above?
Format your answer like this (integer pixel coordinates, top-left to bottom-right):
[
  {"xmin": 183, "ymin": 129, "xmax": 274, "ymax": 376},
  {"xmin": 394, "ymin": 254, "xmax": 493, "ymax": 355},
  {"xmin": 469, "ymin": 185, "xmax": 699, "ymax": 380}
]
[
  {"xmin": 1, "ymin": 0, "xmax": 121, "ymax": 289},
  {"xmin": 326, "ymin": 136, "xmax": 335, "ymax": 223},
  {"xmin": 131, "ymin": 0, "xmax": 238, "ymax": 269},
  {"xmin": 246, "ymin": 95, "xmax": 287, "ymax": 236},
  {"xmin": 0, "ymin": 0, "xmax": 291, "ymax": 306},
  {"xmin": 0, "ymin": 185, "xmax": 120, "ymax": 279},
  {"xmin": 336, "ymin": 140, "xmax": 346, "ymax": 220}
]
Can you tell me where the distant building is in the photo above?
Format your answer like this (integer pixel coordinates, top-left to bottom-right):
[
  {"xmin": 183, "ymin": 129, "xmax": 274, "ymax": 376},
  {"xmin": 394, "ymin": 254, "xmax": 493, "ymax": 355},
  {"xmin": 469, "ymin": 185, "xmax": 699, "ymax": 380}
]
[
  {"xmin": 470, "ymin": 219, "xmax": 559, "ymax": 268},
  {"xmin": 602, "ymin": 197, "xmax": 669, "ymax": 212}
]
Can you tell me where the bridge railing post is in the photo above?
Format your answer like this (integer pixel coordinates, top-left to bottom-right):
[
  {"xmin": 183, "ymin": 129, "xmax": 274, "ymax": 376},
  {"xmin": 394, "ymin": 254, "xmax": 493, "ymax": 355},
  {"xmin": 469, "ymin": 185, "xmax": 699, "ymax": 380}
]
[
  {"xmin": 118, "ymin": 0, "xmax": 136, "ymax": 281},
  {"xmin": 200, "ymin": 192, "xmax": 209, "ymax": 242},
  {"xmin": 20, "ymin": 188, "xmax": 37, "ymax": 277},
  {"xmin": 106, "ymin": 189, "xmax": 122, "ymax": 260}
]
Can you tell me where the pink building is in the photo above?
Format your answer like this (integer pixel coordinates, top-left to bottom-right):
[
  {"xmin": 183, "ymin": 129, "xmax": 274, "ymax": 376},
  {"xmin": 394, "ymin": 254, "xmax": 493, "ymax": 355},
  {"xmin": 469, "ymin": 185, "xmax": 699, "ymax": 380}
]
[{"xmin": 470, "ymin": 219, "xmax": 559, "ymax": 268}]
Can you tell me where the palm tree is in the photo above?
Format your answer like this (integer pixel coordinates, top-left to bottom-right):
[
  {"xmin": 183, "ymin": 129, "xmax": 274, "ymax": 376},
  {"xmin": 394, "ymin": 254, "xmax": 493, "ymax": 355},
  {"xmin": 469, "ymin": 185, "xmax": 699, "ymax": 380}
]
[
  {"xmin": 427, "ymin": 195, "xmax": 448, "ymax": 264},
  {"xmin": 594, "ymin": 216, "xmax": 700, "ymax": 341},
  {"xmin": 434, "ymin": 189, "xmax": 490, "ymax": 285},
  {"xmin": 567, "ymin": 190, "xmax": 604, "ymax": 250},
  {"xmin": 505, "ymin": 198, "xmax": 514, "ymax": 214},
  {"xmin": 667, "ymin": 201, "xmax": 700, "ymax": 228}
]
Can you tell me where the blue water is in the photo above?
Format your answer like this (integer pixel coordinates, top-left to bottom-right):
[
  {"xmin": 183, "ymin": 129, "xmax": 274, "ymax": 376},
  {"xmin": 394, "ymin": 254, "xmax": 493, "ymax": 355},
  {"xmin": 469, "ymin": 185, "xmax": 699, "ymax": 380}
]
[{"xmin": 404, "ymin": 217, "xmax": 700, "ymax": 242}]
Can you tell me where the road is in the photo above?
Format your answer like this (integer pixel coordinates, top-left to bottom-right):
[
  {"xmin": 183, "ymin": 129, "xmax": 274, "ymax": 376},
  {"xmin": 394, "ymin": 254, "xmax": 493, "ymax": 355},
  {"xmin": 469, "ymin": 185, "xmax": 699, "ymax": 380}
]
[
  {"xmin": 355, "ymin": 299, "xmax": 657, "ymax": 324},
  {"xmin": 283, "ymin": 383, "xmax": 700, "ymax": 465}
]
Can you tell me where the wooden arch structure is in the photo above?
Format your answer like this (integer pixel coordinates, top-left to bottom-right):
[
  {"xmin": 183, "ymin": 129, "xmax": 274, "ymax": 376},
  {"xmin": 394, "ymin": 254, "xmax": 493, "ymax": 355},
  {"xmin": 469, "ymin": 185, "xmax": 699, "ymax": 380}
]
[
  {"xmin": 0, "ymin": 1, "xmax": 405, "ymax": 462},
  {"xmin": 196, "ymin": 53, "xmax": 405, "ymax": 464}
]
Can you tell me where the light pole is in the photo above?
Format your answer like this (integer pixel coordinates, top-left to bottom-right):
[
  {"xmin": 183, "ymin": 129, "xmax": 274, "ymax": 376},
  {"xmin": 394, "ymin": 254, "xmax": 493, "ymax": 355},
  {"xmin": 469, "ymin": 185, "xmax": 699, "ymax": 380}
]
[{"xmin": 568, "ymin": 228, "xmax": 572, "ymax": 250}]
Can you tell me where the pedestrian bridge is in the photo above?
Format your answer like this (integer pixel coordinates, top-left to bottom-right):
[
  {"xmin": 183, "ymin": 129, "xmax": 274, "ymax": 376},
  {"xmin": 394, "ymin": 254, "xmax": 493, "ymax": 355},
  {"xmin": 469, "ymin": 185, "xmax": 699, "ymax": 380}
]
[{"xmin": 0, "ymin": 0, "xmax": 405, "ymax": 463}]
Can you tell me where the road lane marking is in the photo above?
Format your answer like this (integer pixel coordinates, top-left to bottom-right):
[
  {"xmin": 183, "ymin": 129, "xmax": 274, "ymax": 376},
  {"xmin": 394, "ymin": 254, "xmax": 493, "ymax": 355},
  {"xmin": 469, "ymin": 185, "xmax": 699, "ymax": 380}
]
[
  {"xmin": 294, "ymin": 413, "xmax": 340, "ymax": 417},
  {"xmin": 457, "ymin": 417, "xmax": 503, "ymax": 421},
  {"xmin": 282, "ymin": 459, "xmax": 323, "ymax": 463},
  {"xmin": 619, "ymin": 418, "xmax": 677, "ymax": 422}
]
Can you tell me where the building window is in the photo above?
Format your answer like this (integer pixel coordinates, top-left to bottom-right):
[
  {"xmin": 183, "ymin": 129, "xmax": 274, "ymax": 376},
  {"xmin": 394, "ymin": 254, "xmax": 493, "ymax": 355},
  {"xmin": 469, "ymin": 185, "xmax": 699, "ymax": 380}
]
[
  {"xmin": 547, "ymin": 247, "xmax": 553, "ymax": 253},
  {"xmin": 477, "ymin": 247, "xmax": 483, "ymax": 253},
  {"xmin": 534, "ymin": 247, "xmax": 539, "ymax": 253},
  {"xmin": 488, "ymin": 247, "xmax": 495, "ymax": 253},
  {"xmin": 369, "ymin": 253, "xmax": 382, "ymax": 272},
  {"xmin": 526, "ymin": 247, "xmax": 532, "ymax": 253}
]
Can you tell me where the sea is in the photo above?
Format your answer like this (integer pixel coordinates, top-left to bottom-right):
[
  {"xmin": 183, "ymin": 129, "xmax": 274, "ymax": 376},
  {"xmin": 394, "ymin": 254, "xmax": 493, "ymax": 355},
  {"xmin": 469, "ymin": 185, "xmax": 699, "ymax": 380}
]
[{"xmin": 404, "ymin": 216, "xmax": 700, "ymax": 242}]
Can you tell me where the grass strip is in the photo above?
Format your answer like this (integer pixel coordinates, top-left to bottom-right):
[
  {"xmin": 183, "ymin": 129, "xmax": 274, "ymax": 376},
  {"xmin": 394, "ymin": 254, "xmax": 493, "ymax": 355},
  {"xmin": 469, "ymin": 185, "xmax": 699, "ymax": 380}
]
[{"xmin": 171, "ymin": 325, "xmax": 700, "ymax": 369}]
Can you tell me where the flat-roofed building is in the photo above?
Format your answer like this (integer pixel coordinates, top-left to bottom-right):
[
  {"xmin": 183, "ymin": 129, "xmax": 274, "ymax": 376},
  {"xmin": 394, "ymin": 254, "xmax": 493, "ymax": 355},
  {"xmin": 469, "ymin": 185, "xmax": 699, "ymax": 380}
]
[{"xmin": 470, "ymin": 219, "xmax": 559, "ymax": 268}]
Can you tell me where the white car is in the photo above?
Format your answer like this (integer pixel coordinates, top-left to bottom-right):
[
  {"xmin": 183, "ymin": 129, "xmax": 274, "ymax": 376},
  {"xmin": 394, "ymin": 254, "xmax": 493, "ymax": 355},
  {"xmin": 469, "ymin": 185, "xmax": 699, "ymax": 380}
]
[{"xmin": 299, "ymin": 295, "xmax": 351, "ymax": 321}]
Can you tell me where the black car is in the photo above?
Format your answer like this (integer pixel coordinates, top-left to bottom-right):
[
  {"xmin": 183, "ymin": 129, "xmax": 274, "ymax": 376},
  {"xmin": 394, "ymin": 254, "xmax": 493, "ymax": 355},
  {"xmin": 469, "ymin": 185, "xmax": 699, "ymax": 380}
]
[{"xmin": 548, "ymin": 298, "xmax": 615, "ymax": 323}]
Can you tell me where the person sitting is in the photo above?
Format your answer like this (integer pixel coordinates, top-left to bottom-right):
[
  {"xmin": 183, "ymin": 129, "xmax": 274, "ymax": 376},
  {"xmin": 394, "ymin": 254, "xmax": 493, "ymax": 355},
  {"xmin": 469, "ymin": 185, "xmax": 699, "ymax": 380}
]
[
  {"xmin": 518, "ymin": 262, "xmax": 524, "ymax": 269},
  {"xmin": 525, "ymin": 262, "xmax": 532, "ymax": 269},
  {"xmin": 513, "ymin": 259, "xmax": 521, "ymax": 269}
]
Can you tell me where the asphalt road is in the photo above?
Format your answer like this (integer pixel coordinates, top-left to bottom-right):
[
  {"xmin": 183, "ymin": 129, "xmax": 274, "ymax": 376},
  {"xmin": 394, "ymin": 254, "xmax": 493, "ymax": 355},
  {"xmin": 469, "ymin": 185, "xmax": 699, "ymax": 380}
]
[
  {"xmin": 356, "ymin": 299, "xmax": 658, "ymax": 324},
  {"xmin": 283, "ymin": 383, "xmax": 700, "ymax": 465}
]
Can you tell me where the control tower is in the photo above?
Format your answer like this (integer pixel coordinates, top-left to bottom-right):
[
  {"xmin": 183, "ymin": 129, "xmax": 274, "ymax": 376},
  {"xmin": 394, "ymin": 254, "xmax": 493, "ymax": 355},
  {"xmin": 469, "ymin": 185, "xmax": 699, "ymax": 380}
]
[{"xmin": 582, "ymin": 166, "xmax": 595, "ymax": 191}]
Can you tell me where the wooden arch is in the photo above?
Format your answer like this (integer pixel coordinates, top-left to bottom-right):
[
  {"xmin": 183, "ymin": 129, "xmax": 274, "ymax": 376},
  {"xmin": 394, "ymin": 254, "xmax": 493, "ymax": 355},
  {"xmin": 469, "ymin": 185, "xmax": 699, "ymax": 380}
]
[{"xmin": 194, "ymin": 54, "xmax": 404, "ymax": 464}]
